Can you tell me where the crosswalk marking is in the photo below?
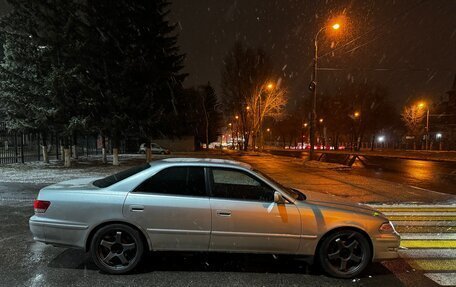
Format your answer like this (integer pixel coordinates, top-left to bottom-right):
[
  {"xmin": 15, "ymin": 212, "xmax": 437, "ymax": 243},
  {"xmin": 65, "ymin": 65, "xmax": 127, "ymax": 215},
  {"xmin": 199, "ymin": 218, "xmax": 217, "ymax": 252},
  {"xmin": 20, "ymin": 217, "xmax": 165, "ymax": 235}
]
[
  {"xmin": 401, "ymin": 233, "xmax": 456, "ymax": 240},
  {"xmin": 424, "ymin": 273, "xmax": 456, "ymax": 286},
  {"xmin": 369, "ymin": 204, "xmax": 456, "ymax": 286},
  {"xmin": 401, "ymin": 240, "xmax": 456, "ymax": 248},
  {"xmin": 388, "ymin": 216, "xmax": 456, "ymax": 221},
  {"xmin": 396, "ymin": 226, "xmax": 456, "ymax": 233},
  {"xmin": 376, "ymin": 207, "xmax": 456, "ymax": 212},
  {"xmin": 384, "ymin": 212, "xmax": 456, "ymax": 216},
  {"xmin": 407, "ymin": 259, "xmax": 456, "ymax": 271},
  {"xmin": 398, "ymin": 249, "xmax": 456, "ymax": 259}
]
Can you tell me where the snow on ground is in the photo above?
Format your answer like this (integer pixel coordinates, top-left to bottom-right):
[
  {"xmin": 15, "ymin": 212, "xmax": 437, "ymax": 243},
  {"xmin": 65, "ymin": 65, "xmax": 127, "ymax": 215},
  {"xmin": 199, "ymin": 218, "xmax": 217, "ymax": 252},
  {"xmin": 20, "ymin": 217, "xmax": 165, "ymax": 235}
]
[{"xmin": 0, "ymin": 155, "xmax": 146, "ymax": 184}]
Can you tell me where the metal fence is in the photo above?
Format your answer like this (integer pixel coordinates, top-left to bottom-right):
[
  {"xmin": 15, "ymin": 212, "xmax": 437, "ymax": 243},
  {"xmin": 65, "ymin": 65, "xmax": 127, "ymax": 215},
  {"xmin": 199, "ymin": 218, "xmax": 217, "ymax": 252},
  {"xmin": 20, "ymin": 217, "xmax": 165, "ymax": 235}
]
[{"xmin": 0, "ymin": 123, "xmax": 103, "ymax": 164}]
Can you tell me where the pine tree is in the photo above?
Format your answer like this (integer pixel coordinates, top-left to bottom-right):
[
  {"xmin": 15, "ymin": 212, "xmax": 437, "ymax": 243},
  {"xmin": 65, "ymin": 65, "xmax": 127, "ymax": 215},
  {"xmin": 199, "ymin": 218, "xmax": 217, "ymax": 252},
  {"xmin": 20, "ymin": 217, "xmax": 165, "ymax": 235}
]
[
  {"xmin": 81, "ymin": 0, "xmax": 186, "ymax": 164},
  {"xmin": 1, "ymin": 0, "xmax": 187, "ymax": 166},
  {"xmin": 0, "ymin": 2, "xmax": 55, "ymax": 163}
]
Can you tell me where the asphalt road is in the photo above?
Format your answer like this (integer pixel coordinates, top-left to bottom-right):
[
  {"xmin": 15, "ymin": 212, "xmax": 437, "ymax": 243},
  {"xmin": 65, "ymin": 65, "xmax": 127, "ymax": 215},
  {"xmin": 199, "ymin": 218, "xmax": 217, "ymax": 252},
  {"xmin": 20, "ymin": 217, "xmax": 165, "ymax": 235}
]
[
  {"xmin": 351, "ymin": 157, "xmax": 456, "ymax": 195},
  {"xmin": 0, "ymin": 182, "xmax": 444, "ymax": 287}
]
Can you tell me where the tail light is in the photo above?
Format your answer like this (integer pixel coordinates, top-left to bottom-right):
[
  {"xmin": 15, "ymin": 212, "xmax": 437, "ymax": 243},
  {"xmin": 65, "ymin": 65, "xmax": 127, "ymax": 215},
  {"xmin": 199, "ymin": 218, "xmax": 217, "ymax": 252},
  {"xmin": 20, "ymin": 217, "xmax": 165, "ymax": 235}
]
[{"xmin": 34, "ymin": 200, "xmax": 51, "ymax": 213}]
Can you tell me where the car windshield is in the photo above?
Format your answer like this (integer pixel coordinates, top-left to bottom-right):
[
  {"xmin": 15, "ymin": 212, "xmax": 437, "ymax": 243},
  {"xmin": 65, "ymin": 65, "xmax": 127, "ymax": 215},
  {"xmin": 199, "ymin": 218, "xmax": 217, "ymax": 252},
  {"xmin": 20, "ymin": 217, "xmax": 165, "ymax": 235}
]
[
  {"xmin": 93, "ymin": 164, "xmax": 151, "ymax": 188},
  {"xmin": 254, "ymin": 169, "xmax": 306, "ymax": 201}
]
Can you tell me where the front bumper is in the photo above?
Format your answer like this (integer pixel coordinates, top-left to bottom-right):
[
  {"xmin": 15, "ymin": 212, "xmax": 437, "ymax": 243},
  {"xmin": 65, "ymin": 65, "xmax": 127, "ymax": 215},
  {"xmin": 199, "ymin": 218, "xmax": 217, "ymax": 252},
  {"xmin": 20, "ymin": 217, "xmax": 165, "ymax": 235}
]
[{"xmin": 372, "ymin": 232, "xmax": 401, "ymax": 261}]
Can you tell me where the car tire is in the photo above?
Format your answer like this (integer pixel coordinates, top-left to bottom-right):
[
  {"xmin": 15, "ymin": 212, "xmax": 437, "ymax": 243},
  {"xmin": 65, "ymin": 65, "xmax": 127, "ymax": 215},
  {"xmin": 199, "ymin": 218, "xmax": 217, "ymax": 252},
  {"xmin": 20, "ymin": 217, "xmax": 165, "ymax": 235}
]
[
  {"xmin": 317, "ymin": 229, "xmax": 371, "ymax": 278},
  {"xmin": 90, "ymin": 224, "xmax": 144, "ymax": 274}
]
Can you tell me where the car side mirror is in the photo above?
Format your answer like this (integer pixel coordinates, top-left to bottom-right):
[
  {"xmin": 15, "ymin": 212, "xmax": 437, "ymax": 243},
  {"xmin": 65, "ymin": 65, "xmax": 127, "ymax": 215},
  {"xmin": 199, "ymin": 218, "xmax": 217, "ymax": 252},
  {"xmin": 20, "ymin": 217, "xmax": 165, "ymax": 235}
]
[{"xmin": 274, "ymin": 191, "xmax": 285, "ymax": 204}]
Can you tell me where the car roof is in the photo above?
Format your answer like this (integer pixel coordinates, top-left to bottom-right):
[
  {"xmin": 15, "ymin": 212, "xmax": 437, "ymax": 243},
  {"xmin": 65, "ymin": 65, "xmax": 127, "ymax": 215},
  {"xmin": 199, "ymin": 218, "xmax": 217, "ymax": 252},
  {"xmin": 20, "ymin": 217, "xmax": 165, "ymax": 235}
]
[{"xmin": 158, "ymin": 157, "xmax": 252, "ymax": 169}]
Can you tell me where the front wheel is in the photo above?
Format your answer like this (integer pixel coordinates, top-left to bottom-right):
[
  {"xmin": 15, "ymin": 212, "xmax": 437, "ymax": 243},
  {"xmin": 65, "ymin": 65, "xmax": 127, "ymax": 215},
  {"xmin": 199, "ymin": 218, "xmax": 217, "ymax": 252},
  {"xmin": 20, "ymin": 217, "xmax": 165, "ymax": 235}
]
[
  {"xmin": 317, "ymin": 230, "xmax": 371, "ymax": 278},
  {"xmin": 90, "ymin": 224, "xmax": 144, "ymax": 274}
]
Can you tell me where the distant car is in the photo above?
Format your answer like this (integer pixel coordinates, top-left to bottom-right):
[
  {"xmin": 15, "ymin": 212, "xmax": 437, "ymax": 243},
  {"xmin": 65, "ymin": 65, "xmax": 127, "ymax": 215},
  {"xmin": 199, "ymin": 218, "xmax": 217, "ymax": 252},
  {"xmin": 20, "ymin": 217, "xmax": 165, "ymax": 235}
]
[
  {"xmin": 138, "ymin": 143, "xmax": 170, "ymax": 154},
  {"xmin": 29, "ymin": 158, "xmax": 399, "ymax": 278}
]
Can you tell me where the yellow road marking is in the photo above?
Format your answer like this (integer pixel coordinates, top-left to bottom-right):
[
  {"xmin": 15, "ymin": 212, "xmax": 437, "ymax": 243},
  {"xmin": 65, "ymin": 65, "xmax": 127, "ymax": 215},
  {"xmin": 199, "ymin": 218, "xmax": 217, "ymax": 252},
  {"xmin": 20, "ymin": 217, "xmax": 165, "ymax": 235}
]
[
  {"xmin": 396, "ymin": 226, "xmax": 456, "ymax": 233},
  {"xmin": 376, "ymin": 208, "xmax": 456, "ymax": 212},
  {"xmin": 401, "ymin": 240, "xmax": 456, "ymax": 249},
  {"xmin": 407, "ymin": 259, "xmax": 456, "ymax": 271},
  {"xmin": 388, "ymin": 216, "xmax": 456, "ymax": 221}
]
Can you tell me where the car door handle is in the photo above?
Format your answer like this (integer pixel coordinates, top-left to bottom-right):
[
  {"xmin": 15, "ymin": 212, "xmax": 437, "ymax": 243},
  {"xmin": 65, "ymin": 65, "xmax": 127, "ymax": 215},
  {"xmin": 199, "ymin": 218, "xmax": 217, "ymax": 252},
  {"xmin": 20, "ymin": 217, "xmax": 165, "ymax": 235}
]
[
  {"xmin": 130, "ymin": 205, "xmax": 144, "ymax": 212},
  {"xmin": 216, "ymin": 210, "xmax": 232, "ymax": 217}
]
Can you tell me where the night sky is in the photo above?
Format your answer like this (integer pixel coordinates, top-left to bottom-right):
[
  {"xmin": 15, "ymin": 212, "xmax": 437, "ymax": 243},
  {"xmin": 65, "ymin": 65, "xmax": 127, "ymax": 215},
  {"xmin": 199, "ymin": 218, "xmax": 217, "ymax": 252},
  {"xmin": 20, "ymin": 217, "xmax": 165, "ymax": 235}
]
[
  {"xmin": 170, "ymin": 0, "xmax": 456, "ymax": 108},
  {"xmin": 1, "ymin": 0, "xmax": 454, "ymax": 109}
]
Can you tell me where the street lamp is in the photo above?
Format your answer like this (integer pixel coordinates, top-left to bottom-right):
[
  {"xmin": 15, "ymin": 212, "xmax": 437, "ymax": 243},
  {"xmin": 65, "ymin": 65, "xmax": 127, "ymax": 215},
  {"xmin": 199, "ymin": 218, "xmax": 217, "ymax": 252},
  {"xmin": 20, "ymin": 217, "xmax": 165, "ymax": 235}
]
[
  {"xmin": 436, "ymin": 132, "xmax": 443, "ymax": 150},
  {"xmin": 417, "ymin": 102, "xmax": 430, "ymax": 150},
  {"xmin": 378, "ymin": 135, "xmax": 385, "ymax": 148},
  {"xmin": 301, "ymin": 122, "xmax": 309, "ymax": 150},
  {"xmin": 309, "ymin": 22, "xmax": 341, "ymax": 160},
  {"xmin": 234, "ymin": 116, "xmax": 240, "ymax": 149},
  {"xmin": 258, "ymin": 82, "xmax": 274, "ymax": 151}
]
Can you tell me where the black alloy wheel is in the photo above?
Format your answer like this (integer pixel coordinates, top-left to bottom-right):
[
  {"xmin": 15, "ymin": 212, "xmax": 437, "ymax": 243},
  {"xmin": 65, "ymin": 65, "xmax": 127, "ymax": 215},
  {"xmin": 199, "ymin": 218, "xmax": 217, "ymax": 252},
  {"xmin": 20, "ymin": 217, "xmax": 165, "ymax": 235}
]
[
  {"xmin": 91, "ymin": 224, "xmax": 144, "ymax": 274},
  {"xmin": 318, "ymin": 230, "xmax": 371, "ymax": 278}
]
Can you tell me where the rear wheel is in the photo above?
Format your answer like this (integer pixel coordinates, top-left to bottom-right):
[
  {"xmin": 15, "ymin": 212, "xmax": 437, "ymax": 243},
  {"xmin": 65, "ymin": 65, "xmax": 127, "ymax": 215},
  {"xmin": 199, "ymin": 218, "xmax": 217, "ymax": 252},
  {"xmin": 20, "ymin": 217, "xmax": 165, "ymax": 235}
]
[
  {"xmin": 317, "ymin": 229, "xmax": 371, "ymax": 278},
  {"xmin": 90, "ymin": 224, "xmax": 144, "ymax": 274}
]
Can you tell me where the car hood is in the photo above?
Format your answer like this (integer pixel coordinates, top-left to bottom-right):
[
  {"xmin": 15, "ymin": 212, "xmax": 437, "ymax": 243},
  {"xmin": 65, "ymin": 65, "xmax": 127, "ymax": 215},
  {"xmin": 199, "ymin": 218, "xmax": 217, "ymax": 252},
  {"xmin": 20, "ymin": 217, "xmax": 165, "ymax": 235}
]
[
  {"xmin": 294, "ymin": 189, "xmax": 384, "ymax": 218},
  {"xmin": 42, "ymin": 177, "xmax": 102, "ymax": 190}
]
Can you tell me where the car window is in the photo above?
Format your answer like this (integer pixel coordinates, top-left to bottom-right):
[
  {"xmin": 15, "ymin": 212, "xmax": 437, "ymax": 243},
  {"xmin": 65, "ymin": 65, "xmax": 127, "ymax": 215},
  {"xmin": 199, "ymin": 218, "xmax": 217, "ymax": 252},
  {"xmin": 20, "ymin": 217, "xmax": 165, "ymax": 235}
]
[
  {"xmin": 93, "ymin": 164, "xmax": 151, "ymax": 188},
  {"xmin": 134, "ymin": 166, "xmax": 206, "ymax": 197},
  {"xmin": 210, "ymin": 168, "xmax": 274, "ymax": 202}
]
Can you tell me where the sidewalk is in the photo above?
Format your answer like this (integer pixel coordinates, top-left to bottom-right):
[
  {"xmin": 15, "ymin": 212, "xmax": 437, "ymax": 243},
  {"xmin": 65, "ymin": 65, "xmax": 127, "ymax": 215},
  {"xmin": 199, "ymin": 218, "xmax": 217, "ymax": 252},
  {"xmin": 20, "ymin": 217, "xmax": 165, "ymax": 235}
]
[
  {"xmin": 266, "ymin": 147, "xmax": 456, "ymax": 162},
  {"xmin": 322, "ymin": 149, "xmax": 456, "ymax": 163}
]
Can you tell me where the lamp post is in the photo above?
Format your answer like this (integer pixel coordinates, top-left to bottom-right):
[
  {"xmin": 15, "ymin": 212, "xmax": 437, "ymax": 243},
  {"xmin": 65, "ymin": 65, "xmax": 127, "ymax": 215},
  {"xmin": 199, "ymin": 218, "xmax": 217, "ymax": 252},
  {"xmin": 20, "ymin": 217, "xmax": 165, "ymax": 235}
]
[
  {"xmin": 228, "ymin": 123, "xmax": 233, "ymax": 148},
  {"xmin": 418, "ymin": 102, "xmax": 430, "ymax": 150},
  {"xmin": 257, "ymin": 82, "xmax": 274, "ymax": 151},
  {"xmin": 309, "ymin": 22, "xmax": 340, "ymax": 160},
  {"xmin": 301, "ymin": 122, "xmax": 308, "ymax": 150},
  {"xmin": 352, "ymin": 111, "xmax": 360, "ymax": 150},
  {"xmin": 436, "ymin": 132, "xmax": 442, "ymax": 150},
  {"xmin": 234, "ymin": 115, "xmax": 239, "ymax": 149}
]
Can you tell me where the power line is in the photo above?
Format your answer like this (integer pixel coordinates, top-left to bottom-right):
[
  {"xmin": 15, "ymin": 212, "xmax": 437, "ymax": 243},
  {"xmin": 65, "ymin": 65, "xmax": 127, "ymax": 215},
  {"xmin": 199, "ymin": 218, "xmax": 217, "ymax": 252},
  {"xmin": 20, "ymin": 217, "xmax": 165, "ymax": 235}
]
[
  {"xmin": 317, "ymin": 67, "xmax": 454, "ymax": 72},
  {"xmin": 318, "ymin": 0, "xmax": 432, "ymax": 59}
]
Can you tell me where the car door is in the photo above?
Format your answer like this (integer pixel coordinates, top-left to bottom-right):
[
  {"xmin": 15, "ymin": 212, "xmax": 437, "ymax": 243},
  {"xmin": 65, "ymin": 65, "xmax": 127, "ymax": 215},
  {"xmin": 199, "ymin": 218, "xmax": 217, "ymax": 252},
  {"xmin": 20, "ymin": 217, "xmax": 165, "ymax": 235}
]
[
  {"xmin": 208, "ymin": 167, "xmax": 301, "ymax": 254},
  {"xmin": 123, "ymin": 166, "xmax": 211, "ymax": 251}
]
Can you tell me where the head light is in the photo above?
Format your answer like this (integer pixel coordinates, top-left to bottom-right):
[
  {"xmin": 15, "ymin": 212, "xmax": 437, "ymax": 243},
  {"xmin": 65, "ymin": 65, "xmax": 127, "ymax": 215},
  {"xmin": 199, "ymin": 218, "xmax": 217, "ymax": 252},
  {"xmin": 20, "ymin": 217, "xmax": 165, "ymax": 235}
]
[{"xmin": 379, "ymin": 221, "xmax": 396, "ymax": 233}]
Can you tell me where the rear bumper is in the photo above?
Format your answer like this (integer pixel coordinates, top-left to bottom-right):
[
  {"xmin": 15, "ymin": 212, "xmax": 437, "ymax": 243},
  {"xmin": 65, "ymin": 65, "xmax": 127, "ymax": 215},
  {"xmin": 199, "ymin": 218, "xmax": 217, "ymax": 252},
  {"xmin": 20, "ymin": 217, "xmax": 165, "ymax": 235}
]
[
  {"xmin": 372, "ymin": 232, "xmax": 401, "ymax": 261},
  {"xmin": 29, "ymin": 216, "xmax": 88, "ymax": 249}
]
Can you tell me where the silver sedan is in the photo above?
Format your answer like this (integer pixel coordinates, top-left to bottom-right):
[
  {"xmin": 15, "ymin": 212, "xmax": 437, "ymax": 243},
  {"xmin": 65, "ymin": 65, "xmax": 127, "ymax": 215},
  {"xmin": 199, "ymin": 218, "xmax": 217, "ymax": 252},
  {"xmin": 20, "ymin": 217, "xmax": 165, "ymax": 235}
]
[{"xmin": 29, "ymin": 158, "xmax": 400, "ymax": 278}]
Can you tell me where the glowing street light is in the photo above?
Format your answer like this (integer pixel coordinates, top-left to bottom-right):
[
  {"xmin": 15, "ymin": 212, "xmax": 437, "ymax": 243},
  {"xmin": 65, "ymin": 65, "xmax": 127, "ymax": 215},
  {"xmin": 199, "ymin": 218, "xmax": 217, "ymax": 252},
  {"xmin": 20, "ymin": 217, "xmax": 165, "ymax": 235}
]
[
  {"xmin": 354, "ymin": 111, "xmax": 360, "ymax": 118},
  {"xmin": 266, "ymin": 83, "xmax": 274, "ymax": 90},
  {"xmin": 308, "ymin": 20, "xmax": 343, "ymax": 159},
  {"xmin": 378, "ymin": 136, "xmax": 385, "ymax": 143},
  {"xmin": 319, "ymin": 118, "xmax": 324, "ymax": 123},
  {"xmin": 417, "ymin": 101, "xmax": 430, "ymax": 150}
]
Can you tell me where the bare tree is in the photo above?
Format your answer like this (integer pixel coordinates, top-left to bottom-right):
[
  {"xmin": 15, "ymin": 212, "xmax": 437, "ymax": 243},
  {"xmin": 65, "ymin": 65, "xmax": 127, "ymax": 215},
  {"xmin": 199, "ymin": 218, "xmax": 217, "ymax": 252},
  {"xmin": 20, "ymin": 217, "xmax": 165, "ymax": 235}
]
[
  {"xmin": 401, "ymin": 105, "xmax": 425, "ymax": 149},
  {"xmin": 248, "ymin": 79, "xmax": 287, "ymax": 148},
  {"xmin": 221, "ymin": 41, "xmax": 272, "ymax": 150}
]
